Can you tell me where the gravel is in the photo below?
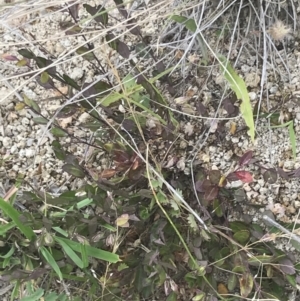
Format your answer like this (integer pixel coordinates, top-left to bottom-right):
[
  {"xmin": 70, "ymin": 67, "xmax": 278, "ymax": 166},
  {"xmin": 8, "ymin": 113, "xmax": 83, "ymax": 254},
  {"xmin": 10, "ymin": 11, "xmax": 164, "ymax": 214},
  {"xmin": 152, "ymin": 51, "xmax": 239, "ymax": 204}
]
[{"xmin": 1, "ymin": 1, "xmax": 300, "ymax": 296}]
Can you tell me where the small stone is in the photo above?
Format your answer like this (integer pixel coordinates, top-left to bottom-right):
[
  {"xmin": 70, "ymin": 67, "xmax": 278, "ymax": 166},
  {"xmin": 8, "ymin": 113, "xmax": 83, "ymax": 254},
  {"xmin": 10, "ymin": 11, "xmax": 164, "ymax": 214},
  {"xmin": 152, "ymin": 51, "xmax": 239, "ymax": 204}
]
[
  {"xmin": 27, "ymin": 139, "xmax": 34, "ymax": 147},
  {"xmin": 245, "ymin": 73, "xmax": 260, "ymax": 88},
  {"xmin": 25, "ymin": 149, "xmax": 35, "ymax": 158},
  {"xmin": 269, "ymin": 86, "xmax": 278, "ymax": 94},
  {"xmin": 248, "ymin": 92, "xmax": 257, "ymax": 100},
  {"xmin": 2, "ymin": 137, "xmax": 12, "ymax": 148}
]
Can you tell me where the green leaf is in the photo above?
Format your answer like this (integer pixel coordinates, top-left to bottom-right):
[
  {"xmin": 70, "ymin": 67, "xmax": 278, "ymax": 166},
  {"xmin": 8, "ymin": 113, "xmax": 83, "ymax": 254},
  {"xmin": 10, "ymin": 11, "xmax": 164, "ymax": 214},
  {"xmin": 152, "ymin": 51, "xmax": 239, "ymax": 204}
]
[
  {"xmin": 170, "ymin": 15, "xmax": 197, "ymax": 31},
  {"xmin": 62, "ymin": 164, "xmax": 85, "ymax": 178},
  {"xmin": 18, "ymin": 49, "xmax": 35, "ymax": 59},
  {"xmin": 0, "ymin": 197, "xmax": 35, "ymax": 240},
  {"xmin": 233, "ymin": 230, "xmax": 250, "ymax": 244},
  {"xmin": 0, "ymin": 222, "xmax": 16, "ymax": 235},
  {"xmin": 17, "ymin": 58, "xmax": 28, "ymax": 67},
  {"xmin": 166, "ymin": 292, "xmax": 178, "ymax": 301},
  {"xmin": 239, "ymin": 272, "xmax": 253, "ymax": 298},
  {"xmin": 62, "ymin": 74, "xmax": 80, "ymax": 90},
  {"xmin": 0, "ymin": 246, "xmax": 15, "ymax": 259},
  {"xmin": 23, "ymin": 94, "xmax": 41, "ymax": 113},
  {"xmin": 227, "ymin": 274, "xmax": 237, "ymax": 291},
  {"xmin": 44, "ymin": 292, "xmax": 59, "ymax": 301},
  {"xmin": 40, "ymin": 71, "xmax": 49, "ymax": 84},
  {"xmin": 20, "ymin": 288, "xmax": 44, "ymax": 301},
  {"xmin": 76, "ymin": 46, "xmax": 94, "ymax": 61},
  {"xmin": 288, "ymin": 121, "xmax": 296, "ymax": 159},
  {"xmin": 99, "ymin": 92, "xmax": 123, "ymax": 106},
  {"xmin": 40, "ymin": 247, "xmax": 63, "ymax": 280},
  {"xmin": 51, "ymin": 140, "xmax": 66, "ymax": 161},
  {"xmin": 213, "ymin": 198, "xmax": 223, "ymax": 217},
  {"xmin": 83, "ymin": 4, "xmax": 108, "ymax": 25},
  {"xmin": 218, "ymin": 55, "xmax": 255, "ymax": 141},
  {"xmin": 32, "ymin": 117, "xmax": 48, "ymax": 124},
  {"xmin": 55, "ymin": 237, "xmax": 84, "ymax": 269},
  {"xmin": 80, "ymin": 243, "xmax": 89, "ymax": 268},
  {"xmin": 55, "ymin": 237, "xmax": 119, "ymax": 263},
  {"xmin": 50, "ymin": 127, "xmax": 67, "ymax": 137}
]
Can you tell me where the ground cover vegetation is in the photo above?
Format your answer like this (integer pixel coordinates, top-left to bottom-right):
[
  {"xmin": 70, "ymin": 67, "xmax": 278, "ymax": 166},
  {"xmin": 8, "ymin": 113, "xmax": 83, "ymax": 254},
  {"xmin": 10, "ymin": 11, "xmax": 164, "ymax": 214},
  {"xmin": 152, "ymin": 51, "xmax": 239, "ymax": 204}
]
[{"xmin": 1, "ymin": 0, "xmax": 300, "ymax": 300}]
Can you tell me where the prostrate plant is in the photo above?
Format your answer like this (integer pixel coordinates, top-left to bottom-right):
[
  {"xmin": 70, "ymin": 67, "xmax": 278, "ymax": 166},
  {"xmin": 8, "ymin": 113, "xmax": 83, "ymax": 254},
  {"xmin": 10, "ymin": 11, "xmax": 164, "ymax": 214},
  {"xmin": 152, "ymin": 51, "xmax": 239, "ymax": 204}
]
[{"xmin": 1, "ymin": 0, "xmax": 300, "ymax": 300}]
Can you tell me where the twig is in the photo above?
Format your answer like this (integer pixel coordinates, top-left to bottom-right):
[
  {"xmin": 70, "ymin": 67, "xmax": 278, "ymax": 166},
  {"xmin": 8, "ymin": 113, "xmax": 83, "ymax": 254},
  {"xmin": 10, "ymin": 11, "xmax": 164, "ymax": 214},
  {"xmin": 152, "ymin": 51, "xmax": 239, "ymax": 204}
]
[{"xmin": 262, "ymin": 215, "xmax": 300, "ymax": 245}]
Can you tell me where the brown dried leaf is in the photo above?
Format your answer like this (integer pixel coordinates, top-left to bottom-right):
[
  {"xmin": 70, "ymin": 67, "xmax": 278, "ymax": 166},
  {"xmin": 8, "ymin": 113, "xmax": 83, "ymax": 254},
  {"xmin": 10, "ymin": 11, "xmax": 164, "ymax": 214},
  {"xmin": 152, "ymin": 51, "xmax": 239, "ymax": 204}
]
[
  {"xmin": 239, "ymin": 272, "xmax": 253, "ymax": 298},
  {"xmin": 100, "ymin": 169, "xmax": 117, "ymax": 179}
]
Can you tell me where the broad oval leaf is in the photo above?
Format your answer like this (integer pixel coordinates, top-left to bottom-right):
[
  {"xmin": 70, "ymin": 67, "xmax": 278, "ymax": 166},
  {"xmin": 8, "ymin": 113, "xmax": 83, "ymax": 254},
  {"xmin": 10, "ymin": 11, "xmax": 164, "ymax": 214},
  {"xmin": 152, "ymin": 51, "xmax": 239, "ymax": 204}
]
[
  {"xmin": 208, "ymin": 170, "xmax": 221, "ymax": 185},
  {"xmin": 204, "ymin": 185, "xmax": 219, "ymax": 201},
  {"xmin": 279, "ymin": 258, "xmax": 296, "ymax": 275},
  {"xmin": 62, "ymin": 164, "xmax": 85, "ymax": 178},
  {"xmin": 116, "ymin": 214, "xmax": 129, "ymax": 227},
  {"xmin": 233, "ymin": 230, "xmax": 250, "ymax": 244},
  {"xmin": 239, "ymin": 150, "xmax": 253, "ymax": 166},
  {"xmin": 239, "ymin": 272, "xmax": 253, "ymax": 298},
  {"xmin": 232, "ymin": 170, "xmax": 253, "ymax": 183},
  {"xmin": 18, "ymin": 48, "xmax": 35, "ymax": 59}
]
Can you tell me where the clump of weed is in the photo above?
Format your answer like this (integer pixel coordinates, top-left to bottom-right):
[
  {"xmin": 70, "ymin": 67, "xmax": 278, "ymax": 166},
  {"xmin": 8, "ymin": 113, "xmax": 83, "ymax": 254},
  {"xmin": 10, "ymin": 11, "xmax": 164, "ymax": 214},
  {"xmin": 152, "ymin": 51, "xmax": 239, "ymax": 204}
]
[{"xmin": 1, "ymin": 1, "xmax": 300, "ymax": 300}]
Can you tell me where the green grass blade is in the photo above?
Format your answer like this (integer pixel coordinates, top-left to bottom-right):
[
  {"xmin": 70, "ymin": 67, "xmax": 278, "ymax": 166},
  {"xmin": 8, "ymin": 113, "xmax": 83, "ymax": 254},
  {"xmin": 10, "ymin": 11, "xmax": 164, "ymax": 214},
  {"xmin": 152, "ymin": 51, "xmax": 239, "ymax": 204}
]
[
  {"xmin": 80, "ymin": 243, "xmax": 89, "ymax": 268},
  {"xmin": 56, "ymin": 237, "xmax": 119, "ymax": 263},
  {"xmin": 288, "ymin": 121, "xmax": 296, "ymax": 159},
  {"xmin": 55, "ymin": 237, "xmax": 84, "ymax": 269},
  {"xmin": 20, "ymin": 288, "xmax": 44, "ymax": 301},
  {"xmin": 0, "ymin": 197, "xmax": 35, "ymax": 240},
  {"xmin": 0, "ymin": 222, "xmax": 16, "ymax": 236},
  {"xmin": 218, "ymin": 55, "xmax": 255, "ymax": 142},
  {"xmin": 40, "ymin": 247, "xmax": 63, "ymax": 280}
]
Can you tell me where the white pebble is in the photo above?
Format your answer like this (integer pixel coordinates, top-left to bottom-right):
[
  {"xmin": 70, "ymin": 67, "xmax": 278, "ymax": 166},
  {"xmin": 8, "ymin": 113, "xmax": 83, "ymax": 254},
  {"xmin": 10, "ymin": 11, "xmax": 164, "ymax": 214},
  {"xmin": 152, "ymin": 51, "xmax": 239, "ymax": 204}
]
[{"xmin": 2, "ymin": 137, "xmax": 12, "ymax": 148}]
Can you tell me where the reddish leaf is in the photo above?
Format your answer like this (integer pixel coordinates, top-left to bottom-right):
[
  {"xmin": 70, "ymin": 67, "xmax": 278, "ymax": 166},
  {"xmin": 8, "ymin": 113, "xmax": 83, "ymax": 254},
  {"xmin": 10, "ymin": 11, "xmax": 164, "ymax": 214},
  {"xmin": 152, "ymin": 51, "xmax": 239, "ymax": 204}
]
[
  {"xmin": 231, "ymin": 171, "xmax": 253, "ymax": 183},
  {"xmin": 222, "ymin": 97, "xmax": 238, "ymax": 116},
  {"xmin": 113, "ymin": 150, "xmax": 130, "ymax": 163},
  {"xmin": 204, "ymin": 186, "xmax": 219, "ymax": 201},
  {"xmin": 208, "ymin": 170, "xmax": 221, "ymax": 185},
  {"xmin": 279, "ymin": 258, "xmax": 296, "ymax": 275},
  {"xmin": 128, "ymin": 166, "xmax": 144, "ymax": 180},
  {"xmin": 239, "ymin": 151, "xmax": 253, "ymax": 166},
  {"xmin": 226, "ymin": 172, "xmax": 240, "ymax": 182},
  {"xmin": 277, "ymin": 167, "xmax": 290, "ymax": 180},
  {"xmin": 195, "ymin": 179, "xmax": 211, "ymax": 193},
  {"xmin": 1, "ymin": 53, "xmax": 18, "ymax": 61},
  {"xmin": 100, "ymin": 169, "xmax": 117, "ymax": 179}
]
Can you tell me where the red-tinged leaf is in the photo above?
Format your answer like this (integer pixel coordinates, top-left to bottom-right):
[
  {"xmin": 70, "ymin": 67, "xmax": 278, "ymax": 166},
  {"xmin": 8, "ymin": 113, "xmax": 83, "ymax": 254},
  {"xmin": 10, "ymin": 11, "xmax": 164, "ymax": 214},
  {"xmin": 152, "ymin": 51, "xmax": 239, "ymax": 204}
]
[
  {"xmin": 113, "ymin": 150, "xmax": 130, "ymax": 163},
  {"xmin": 239, "ymin": 272, "xmax": 253, "ymax": 298},
  {"xmin": 208, "ymin": 170, "xmax": 221, "ymax": 185},
  {"xmin": 226, "ymin": 172, "xmax": 240, "ymax": 182},
  {"xmin": 100, "ymin": 169, "xmax": 117, "ymax": 179},
  {"xmin": 195, "ymin": 179, "xmax": 211, "ymax": 193},
  {"xmin": 195, "ymin": 180, "xmax": 204, "ymax": 192},
  {"xmin": 277, "ymin": 167, "xmax": 290, "ymax": 180},
  {"xmin": 279, "ymin": 258, "xmax": 296, "ymax": 275},
  {"xmin": 1, "ymin": 53, "xmax": 18, "ymax": 61},
  {"xmin": 204, "ymin": 186, "xmax": 219, "ymax": 201},
  {"xmin": 128, "ymin": 166, "xmax": 144, "ymax": 180},
  {"xmin": 232, "ymin": 171, "xmax": 253, "ymax": 183},
  {"xmin": 239, "ymin": 151, "xmax": 253, "ymax": 166}
]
